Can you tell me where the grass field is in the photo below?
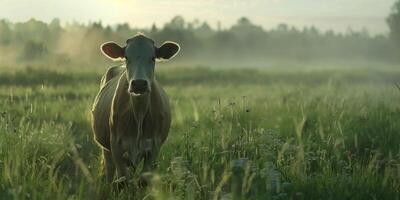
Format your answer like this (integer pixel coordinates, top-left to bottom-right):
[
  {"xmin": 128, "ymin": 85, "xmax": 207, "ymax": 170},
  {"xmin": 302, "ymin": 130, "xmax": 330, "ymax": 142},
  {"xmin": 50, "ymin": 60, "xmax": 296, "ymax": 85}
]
[{"xmin": 0, "ymin": 64, "xmax": 400, "ymax": 199}]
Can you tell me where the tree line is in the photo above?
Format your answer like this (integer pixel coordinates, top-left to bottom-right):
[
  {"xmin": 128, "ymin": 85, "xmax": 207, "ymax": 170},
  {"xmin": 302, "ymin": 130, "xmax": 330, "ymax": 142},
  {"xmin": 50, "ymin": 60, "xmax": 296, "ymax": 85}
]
[{"xmin": 0, "ymin": 15, "xmax": 398, "ymax": 67}]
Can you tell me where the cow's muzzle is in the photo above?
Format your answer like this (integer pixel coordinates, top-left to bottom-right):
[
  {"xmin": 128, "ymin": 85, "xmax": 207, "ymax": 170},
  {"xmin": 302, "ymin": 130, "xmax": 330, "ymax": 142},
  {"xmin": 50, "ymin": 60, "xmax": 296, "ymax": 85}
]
[{"xmin": 128, "ymin": 79, "xmax": 150, "ymax": 95}]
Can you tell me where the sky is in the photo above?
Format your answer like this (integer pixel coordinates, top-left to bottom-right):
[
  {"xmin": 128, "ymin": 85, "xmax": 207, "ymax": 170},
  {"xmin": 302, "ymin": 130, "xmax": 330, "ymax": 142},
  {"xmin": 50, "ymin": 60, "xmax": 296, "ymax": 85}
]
[{"xmin": 0, "ymin": 0, "xmax": 396, "ymax": 34}]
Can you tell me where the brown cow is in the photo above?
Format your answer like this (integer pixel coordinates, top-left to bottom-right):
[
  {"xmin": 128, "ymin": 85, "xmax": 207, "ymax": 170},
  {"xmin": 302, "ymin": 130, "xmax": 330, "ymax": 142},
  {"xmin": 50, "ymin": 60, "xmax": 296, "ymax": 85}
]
[{"xmin": 91, "ymin": 34, "xmax": 180, "ymax": 184}]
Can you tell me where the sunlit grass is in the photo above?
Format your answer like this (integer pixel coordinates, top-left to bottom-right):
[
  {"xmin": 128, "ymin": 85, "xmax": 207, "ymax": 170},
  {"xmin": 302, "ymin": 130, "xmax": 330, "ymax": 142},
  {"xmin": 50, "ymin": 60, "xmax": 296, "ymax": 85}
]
[{"xmin": 0, "ymin": 66, "xmax": 400, "ymax": 199}]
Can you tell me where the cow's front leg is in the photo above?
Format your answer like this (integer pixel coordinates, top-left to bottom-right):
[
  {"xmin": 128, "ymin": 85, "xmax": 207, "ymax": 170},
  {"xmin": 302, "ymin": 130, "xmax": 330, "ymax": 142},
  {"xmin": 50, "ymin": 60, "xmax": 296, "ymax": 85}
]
[
  {"xmin": 143, "ymin": 138, "xmax": 161, "ymax": 171},
  {"xmin": 140, "ymin": 137, "xmax": 161, "ymax": 186}
]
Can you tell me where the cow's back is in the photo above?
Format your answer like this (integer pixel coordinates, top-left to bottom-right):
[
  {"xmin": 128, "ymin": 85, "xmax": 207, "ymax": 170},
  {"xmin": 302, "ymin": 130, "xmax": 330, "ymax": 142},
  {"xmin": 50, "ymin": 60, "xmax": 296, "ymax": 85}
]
[{"xmin": 92, "ymin": 66, "xmax": 125, "ymax": 150}]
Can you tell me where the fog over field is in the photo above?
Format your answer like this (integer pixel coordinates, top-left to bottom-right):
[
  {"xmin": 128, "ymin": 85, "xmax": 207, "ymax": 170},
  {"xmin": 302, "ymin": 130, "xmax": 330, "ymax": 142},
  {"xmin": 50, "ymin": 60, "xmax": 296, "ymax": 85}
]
[
  {"xmin": 0, "ymin": 0, "xmax": 398, "ymax": 69},
  {"xmin": 0, "ymin": 15, "xmax": 397, "ymax": 70}
]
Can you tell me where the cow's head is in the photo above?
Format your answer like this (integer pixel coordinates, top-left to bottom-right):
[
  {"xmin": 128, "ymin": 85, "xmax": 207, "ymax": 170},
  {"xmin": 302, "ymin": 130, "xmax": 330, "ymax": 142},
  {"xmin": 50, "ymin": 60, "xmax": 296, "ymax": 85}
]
[{"xmin": 101, "ymin": 34, "xmax": 180, "ymax": 96}]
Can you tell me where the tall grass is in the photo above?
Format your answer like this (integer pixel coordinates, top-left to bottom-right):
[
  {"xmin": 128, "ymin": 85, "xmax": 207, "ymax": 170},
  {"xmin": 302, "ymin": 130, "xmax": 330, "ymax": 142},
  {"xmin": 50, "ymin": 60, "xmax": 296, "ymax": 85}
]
[{"xmin": 0, "ymin": 65, "xmax": 399, "ymax": 199}]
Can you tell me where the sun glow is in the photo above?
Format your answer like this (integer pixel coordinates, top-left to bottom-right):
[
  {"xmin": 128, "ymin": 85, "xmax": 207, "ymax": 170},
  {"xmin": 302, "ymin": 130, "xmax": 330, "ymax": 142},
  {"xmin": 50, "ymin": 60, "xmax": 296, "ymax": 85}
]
[{"xmin": 0, "ymin": 0, "xmax": 395, "ymax": 34}]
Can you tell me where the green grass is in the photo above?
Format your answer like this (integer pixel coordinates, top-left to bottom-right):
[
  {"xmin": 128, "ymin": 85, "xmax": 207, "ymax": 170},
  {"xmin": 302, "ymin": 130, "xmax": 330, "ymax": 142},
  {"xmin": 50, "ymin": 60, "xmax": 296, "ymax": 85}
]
[{"xmin": 0, "ymin": 65, "xmax": 400, "ymax": 199}]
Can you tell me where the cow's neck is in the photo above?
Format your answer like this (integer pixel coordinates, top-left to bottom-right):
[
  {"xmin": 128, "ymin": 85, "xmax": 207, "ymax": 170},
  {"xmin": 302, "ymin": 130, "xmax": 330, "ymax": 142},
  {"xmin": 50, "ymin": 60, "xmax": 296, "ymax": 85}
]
[{"xmin": 130, "ymin": 81, "xmax": 155, "ymax": 148}]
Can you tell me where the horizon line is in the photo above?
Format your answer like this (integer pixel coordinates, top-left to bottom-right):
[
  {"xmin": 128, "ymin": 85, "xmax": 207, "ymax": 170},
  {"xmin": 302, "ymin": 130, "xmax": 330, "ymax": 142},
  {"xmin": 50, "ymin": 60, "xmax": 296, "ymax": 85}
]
[{"xmin": 0, "ymin": 16, "xmax": 389, "ymax": 36}]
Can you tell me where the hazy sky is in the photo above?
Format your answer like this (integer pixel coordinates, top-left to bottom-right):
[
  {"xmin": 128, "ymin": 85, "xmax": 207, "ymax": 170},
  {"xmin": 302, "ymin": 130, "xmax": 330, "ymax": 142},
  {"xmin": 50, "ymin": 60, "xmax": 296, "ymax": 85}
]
[{"xmin": 0, "ymin": 0, "xmax": 396, "ymax": 34}]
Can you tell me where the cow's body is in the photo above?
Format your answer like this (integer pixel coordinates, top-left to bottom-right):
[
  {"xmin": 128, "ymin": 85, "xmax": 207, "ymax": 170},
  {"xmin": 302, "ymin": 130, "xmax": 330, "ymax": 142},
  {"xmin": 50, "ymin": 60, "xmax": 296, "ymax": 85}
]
[
  {"xmin": 91, "ymin": 34, "xmax": 179, "ymax": 183},
  {"xmin": 92, "ymin": 65, "xmax": 171, "ymax": 181}
]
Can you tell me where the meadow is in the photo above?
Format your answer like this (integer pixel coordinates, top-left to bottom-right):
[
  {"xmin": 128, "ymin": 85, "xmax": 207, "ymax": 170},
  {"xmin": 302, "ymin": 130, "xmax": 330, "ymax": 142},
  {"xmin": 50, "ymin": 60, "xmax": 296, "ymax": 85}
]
[{"xmin": 0, "ymin": 63, "xmax": 400, "ymax": 200}]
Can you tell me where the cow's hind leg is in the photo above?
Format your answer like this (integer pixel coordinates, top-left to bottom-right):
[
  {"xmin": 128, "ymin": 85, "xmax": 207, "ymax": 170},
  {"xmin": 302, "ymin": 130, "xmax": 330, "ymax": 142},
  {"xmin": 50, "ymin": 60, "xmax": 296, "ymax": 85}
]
[
  {"xmin": 110, "ymin": 134, "xmax": 133, "ymax": 190},
  {"xmin": 102, "ymin": 149, "xmax": 115, "ymax": 182}
]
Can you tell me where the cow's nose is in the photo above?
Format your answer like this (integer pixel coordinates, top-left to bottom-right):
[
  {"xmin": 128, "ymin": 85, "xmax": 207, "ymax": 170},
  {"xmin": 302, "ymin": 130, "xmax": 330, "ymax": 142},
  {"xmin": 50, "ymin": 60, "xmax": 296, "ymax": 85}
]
[{"xmin": 129, "ymin": 79, "xmax": 149, "ymax": 94}]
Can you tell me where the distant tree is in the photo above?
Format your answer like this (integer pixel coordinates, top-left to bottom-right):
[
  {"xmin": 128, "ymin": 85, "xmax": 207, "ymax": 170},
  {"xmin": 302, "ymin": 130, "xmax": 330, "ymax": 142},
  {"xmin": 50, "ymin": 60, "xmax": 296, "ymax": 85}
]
[
  {"xmin": 307, "ymin": 26, "xmax": 319, "ymax": 36},
  {"xmin": 325, "ymin": 30, "xmax": 336, "ymax": 37},
  {"xmin": 116, "ymin": 23, "xmax": 130, "ymax": 32},
  {"xmin": 231, "ymin": 17, "xmax": 264, "ymax": 34},
  {"xmin": 277, "ymin": 23, "xmax": 288, "ymax": 32},
  {"xmin": 217, "ymin": 21, "xmax": 222, "ymax": 32},
  {"xmin": 115, "ymin": 23, "xmax": 132, "ymax": 39},
  {"xmin": 387, "ymin": 0, "xmax": 400, "ymax": 50},
  {"xmin": 21, "ymin": 40, "xmax": 47, "ymax": 60},
  {"xmin": 230, "ymin": 17, "xmax": 266, "ymax": 53},
  {"xmin": 91, "ymin": 21, "xmax": 103, "ymax": 30},
  {"xmin": 49, "ymin": 18, "xmax": 61, "ymax": 30},
  {"xmin": 187, "ymin": 19, "xmax": 200, "ymax": 31},
  {"xmin": 150, "ymin": 23, "xmax": 158, "ymax": 33},
  {"xmin": 158, "ymin": 16, "xmax": 197, "ymax": 54},
  {"xmin": 48, "ymin": 18, "xmax": 62, "ymax": 47},
  {"xmin": 196, "ymin": 22, "xmax": 213, "ymax": 38},
  {"xmin": 14, "ymin": 18, "xmax": 50, "ymax": 44},
  {"xmin": 164, "ymin": 16, "xmax": 185, "ymax": 30},
  {"xmin": 0, "ymin": 19, "xmax": 12, "ymax": 45}
]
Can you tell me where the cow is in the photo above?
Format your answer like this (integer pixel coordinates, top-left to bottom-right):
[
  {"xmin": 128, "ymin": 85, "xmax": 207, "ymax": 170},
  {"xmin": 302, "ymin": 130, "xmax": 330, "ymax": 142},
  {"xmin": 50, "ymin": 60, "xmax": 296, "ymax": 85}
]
[{"xmin": 91, "ymin": 34, "xmax": 180, "ymax": 185}]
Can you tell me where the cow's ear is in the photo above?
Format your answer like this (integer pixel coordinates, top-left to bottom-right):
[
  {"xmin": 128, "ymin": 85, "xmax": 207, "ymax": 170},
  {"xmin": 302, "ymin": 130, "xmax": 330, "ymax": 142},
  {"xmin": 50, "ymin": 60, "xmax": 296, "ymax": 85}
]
[
  {"xmin": 156, "ymin": 42, "xmax": 180, "ymax": 60},
  {"xmin": 101, "ymin": 42, "xmax": 125, "ymax": 60}
]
